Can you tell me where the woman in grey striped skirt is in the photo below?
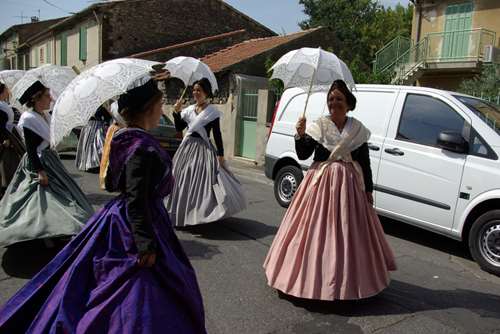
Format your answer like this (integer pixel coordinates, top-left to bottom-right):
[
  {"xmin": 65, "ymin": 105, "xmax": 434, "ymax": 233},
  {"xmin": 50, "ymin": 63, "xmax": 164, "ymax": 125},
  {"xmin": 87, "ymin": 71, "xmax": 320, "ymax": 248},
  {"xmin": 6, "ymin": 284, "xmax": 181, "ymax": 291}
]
[
  {"xmin": 75, "ymin": 105, "xmax": 111, "ymax": 172},
  {"xmin": 166, "ymin": 78, "xmax": 246, "ymax": 226}
]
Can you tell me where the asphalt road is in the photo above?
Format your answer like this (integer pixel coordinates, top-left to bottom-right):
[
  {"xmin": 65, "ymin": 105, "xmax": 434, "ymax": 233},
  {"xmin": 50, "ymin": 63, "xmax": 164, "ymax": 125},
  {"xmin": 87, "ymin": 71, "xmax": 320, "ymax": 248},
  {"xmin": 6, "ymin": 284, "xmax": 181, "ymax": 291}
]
[{"xmin": 1, "ymin": 153, "xmax": 500, "ymax": 334}]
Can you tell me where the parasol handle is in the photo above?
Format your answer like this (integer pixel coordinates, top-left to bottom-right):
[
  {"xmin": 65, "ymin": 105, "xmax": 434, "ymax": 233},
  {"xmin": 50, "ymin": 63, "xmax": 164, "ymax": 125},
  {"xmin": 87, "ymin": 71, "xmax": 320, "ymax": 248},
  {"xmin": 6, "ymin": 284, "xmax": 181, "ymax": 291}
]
[
  {"xmin": 179, "ymin": 85, "xmax": 188, "ymax": 101},
  {"xmin": 71, "ymin": 65, "xmax": 81, "ymax": 75},
  {"xmin": 301, "ymin": 67, "xmax": 317, "ymax": 119},
  {"xmin": 169, "ymin": 82, "xmax": 189, "ymax": 117}
]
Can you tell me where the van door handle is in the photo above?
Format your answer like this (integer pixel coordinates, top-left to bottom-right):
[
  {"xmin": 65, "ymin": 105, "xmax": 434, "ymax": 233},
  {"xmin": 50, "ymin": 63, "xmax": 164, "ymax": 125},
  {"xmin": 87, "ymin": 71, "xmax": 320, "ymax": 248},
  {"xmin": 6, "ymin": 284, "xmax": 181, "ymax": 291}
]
[
  {"xmin": 384, "ymin": 148, "xmax": 405, "ymax": 156},
  {"xmin": 368, "ymin": 143, "xmax": 380, "ymax": 151}
]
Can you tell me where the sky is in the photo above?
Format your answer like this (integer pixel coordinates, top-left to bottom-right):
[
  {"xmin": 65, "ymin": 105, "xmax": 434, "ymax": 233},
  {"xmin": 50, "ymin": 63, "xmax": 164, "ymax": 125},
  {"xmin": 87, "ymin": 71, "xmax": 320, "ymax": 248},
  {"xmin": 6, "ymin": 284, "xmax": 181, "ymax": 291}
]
[{"xmin": 1, "ymin": 0, "xmax": 411, "ymax": 35}]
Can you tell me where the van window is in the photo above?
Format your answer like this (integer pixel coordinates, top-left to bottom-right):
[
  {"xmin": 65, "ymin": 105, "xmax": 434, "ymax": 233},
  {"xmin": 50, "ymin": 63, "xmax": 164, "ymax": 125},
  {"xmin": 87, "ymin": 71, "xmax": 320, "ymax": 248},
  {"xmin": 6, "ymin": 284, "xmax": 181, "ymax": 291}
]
[
  {"xmin": 279, "ymin": 92, "xmax": 326, "ymax": 123},
  {"xmin": 397, "ymin": 94, "xmax": 466, "ymax": 147},
  {"xmin": 453, "ymin": 95, "xmax": 500, "ymax": 135},
  {"xmin": 468, "ymin": 128, "xmax": 497, "ymax": 160}
]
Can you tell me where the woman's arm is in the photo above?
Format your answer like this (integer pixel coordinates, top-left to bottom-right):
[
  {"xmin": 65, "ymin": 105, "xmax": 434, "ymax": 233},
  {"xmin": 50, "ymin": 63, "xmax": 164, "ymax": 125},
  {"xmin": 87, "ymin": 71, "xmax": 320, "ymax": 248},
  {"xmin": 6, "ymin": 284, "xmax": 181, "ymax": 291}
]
[
  {"xmin": 351, "ymin": 142, "xmax": 374, "ymax": 193},
  {"xmin": 295, "ymin": 134, "xmax": 317, "ymax": 160},
  {"xmin": 23, "ymin": 127, "xmax": 44, "ymax": 172},
  {"xmin": 24, "ymin": 127, "xmax": 48, "ymax": 186},
  {"xmin": 125, "ymin": 150, "xmax": 158, "ymax": 257},
  {"xmin": 172, "ymin": 111, "xmax": 188, "ymax": 132},
  {"xmin": 210, "ymin": 118, "xmax": 224, "ymax": 157},
  {"xmin": 0, "ymin": 111, "xmax": 8, "ymax": 142}
]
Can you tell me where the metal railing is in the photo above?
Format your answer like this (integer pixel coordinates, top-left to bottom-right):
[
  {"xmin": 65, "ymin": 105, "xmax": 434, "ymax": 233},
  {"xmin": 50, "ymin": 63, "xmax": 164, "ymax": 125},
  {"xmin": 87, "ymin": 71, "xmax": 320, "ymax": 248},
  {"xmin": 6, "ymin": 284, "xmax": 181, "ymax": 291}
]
[
  {"xmin": 393, "ymin": 38, "xmax": 428, "ymax": 84},
  {"xmin": 426, "ymin": 28, "xmax": 496, "ymax": 62},
  {"xmin": 389, "ymin": 28, "xmax": 497, "ymax": 84},
  {"xmin": 468, "ymin": 92, "xmax": 500, "ymax": 106},
  {"xmin": 373, "ymin": 35, "xmax": 412, "ymax": 74}
]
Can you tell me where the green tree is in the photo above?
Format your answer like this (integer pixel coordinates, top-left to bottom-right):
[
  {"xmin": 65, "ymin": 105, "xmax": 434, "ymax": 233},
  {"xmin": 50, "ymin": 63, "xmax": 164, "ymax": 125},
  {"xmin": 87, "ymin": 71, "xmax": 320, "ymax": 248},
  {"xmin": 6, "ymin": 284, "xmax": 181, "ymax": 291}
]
[
  {"xmin": 299, "ymin": 0, "xmax": 413, "ymax": 84},
  {"xmin": 265, "ymin": 57, "xmax": 284, "ymax": 96},
  {"xmin": 459, "ymin": 64, "xmax": 500, "ymax": 104}
]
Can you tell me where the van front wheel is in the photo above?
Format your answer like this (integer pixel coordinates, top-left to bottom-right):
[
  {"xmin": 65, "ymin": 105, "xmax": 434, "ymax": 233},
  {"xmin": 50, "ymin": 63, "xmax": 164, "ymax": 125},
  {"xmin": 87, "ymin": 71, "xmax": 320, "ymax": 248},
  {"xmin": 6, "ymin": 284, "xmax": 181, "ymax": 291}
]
[
  {"xmin": 469, "ymin": 210, "xmax": 500, "ymax": 276},
  {"xmin": 274, "ymin": 165, "xmax": 303, "ymax": 208}
]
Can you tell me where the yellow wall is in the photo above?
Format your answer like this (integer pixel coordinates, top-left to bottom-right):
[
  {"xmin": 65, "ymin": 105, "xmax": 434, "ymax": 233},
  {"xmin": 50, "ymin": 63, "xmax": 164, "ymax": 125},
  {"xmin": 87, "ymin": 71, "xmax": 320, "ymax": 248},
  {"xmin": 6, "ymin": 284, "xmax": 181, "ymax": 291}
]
[
  {"xmin": 1, "ymin": 34, "xmax": 19, "ymax": 69},
  {"xmin": 64, "ymin": 21, "xmax": 100, "ymax": 70},
  {"xmin": 30, "ymin": 39, "xmax": 55, "ymax": 68},
  {"xmin": 412, "ymin": 0, "xmax": 500, "ymax": 46},
  {"xmin": 28, "ymin": 19, "xmax": 100, "ymax": 70},
  {"xmin": 473, "ymin": 0, "xmax": 500, "ymax": 45}
]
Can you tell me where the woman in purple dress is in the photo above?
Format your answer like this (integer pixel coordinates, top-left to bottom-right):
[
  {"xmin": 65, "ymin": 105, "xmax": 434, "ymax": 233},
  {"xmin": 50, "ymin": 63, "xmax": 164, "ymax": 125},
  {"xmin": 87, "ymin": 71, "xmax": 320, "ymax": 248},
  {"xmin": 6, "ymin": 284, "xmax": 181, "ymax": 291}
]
[{"xmin": 0, "ymin": 77, "xmax": 206, "ymax": 333}]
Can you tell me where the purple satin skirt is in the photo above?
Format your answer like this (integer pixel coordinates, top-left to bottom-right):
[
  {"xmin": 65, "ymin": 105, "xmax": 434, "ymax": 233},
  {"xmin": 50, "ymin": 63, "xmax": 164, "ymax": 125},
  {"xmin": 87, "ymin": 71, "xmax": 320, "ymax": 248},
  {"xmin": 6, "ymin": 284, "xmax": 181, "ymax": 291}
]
[{"xmin": 0, "ymin": 195, "xmax": 206, "ymax": 334}]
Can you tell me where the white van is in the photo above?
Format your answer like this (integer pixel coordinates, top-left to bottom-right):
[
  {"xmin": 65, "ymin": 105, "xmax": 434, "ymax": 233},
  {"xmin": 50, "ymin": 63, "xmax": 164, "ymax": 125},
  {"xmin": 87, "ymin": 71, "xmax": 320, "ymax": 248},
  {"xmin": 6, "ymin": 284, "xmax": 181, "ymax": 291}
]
[{"xmin": 265, "ymin": 84, "xmax": 500, "ymax": 275}]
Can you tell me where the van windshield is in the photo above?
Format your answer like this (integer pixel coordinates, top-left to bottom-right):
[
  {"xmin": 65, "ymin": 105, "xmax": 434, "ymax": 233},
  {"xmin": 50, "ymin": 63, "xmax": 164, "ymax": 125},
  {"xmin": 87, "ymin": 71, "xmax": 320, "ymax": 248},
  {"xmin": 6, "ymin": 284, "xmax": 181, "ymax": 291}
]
[{"xmin": 454, "ymin": 95, "xmax": 500, "ymax": 135}]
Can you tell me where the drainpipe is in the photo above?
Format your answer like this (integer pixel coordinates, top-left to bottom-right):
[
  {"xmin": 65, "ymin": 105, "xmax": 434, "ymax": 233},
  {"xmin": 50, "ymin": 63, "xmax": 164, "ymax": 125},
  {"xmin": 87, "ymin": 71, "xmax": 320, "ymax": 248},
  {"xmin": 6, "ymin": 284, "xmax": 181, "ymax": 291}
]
[{"xmin": 93, "ymin": 9, "xmax": 102, "ymax": 64}]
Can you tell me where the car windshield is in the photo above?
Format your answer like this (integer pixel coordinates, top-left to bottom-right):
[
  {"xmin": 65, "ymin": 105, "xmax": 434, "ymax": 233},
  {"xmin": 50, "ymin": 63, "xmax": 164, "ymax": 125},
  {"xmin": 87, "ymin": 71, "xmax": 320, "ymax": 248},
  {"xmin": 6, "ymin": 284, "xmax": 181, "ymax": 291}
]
[{"xmin": 454, "ymin": 95, "xmax": 500, "ymax": 135}]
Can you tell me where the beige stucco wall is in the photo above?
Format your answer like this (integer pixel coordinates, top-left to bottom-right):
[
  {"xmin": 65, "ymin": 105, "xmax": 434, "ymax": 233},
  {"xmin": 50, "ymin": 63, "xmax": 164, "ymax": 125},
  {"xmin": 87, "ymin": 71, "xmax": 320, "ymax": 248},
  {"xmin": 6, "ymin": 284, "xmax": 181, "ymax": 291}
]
[
  {"xmin": 58, "ymin": 20, "xmax": 100, "ymax": 71},
  {"xmin": 412, "ymin": 0, "xmax": 500, "ymax": 46},
  {"xmin": 1, "ymin": 34, "xmax": 19, "ymax": 69},
  {"xmin": 29, "ymin": 39, "xmax": 55, "ymax": 68},
  {"xmin": 27, "ymin": 19, "xmax": 100, "ymax": 71},
  {"xmin": 473, "ymin": 0, "xmax": 500, "ymax": 45}
]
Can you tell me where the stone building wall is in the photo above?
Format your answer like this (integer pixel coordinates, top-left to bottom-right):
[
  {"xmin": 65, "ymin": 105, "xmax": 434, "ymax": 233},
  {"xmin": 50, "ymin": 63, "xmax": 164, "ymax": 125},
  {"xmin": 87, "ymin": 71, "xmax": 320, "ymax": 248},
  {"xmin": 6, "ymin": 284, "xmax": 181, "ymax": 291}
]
[{"xmin": 102, "ymin": 0, "xmax": 275, "ymax": 60}]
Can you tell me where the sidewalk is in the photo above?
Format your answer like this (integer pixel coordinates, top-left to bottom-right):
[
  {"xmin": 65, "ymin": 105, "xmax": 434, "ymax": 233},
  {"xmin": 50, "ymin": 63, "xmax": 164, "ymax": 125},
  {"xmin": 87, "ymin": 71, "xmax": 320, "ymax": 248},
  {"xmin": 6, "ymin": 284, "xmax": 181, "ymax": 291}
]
[{"xmin": 226, "ymin": 158, "xmax": 272, "ymax": 186}]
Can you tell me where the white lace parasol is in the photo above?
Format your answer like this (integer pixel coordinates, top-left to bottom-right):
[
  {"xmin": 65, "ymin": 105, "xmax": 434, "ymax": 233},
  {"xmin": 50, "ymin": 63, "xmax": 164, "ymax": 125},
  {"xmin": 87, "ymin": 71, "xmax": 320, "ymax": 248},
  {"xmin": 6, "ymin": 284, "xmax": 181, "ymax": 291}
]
[
  {"xmin": 270, "ymin": 47, "xmax": 355, "ymax": 92},
  {"xmin": 163, "ymin": 56, "xmax": 218, "ymax": 94},
  {"xmin": 50, "ymin": 58, "xmax": 160, "ymax": 147},
  {"xmin": 0, "ymin": 70, "xmax": 26, "ymax": 91},
  {"xmin": 11, "ymin": 65, "xmax": 76, "ymax": 106},
  {"xmin": 0, "ymin": 70, "xmax": 26, "ymax": 109}
]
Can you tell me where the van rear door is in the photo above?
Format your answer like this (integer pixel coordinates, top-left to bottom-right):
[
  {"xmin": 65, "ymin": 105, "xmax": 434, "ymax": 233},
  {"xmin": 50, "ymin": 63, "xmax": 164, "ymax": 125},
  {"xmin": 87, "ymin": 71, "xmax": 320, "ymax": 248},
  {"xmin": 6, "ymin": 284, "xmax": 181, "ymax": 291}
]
[{"xmin": 270, "ymin": 91, "xmax": 327, "ymax": 168}]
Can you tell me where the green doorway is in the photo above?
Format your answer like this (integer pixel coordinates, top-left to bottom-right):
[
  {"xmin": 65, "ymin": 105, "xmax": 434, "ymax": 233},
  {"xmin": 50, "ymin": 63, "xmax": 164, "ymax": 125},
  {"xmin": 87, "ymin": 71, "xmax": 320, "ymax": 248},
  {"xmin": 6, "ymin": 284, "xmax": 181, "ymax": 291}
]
[
  {"xmin": 238, "ymin": 88, "xmax": 258, "ymax": 159},
  {"xmin": 442, "ymin": 2, "xmax": 473, "ymax": 60}
]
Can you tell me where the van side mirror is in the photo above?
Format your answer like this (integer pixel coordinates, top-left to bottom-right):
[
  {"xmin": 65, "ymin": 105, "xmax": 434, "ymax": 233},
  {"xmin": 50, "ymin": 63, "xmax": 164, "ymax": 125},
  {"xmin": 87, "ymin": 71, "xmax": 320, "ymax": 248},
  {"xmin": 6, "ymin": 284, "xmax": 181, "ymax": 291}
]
[{"xmin": 437, "ymin": 131, "xmax": 469, "ymax": 154}]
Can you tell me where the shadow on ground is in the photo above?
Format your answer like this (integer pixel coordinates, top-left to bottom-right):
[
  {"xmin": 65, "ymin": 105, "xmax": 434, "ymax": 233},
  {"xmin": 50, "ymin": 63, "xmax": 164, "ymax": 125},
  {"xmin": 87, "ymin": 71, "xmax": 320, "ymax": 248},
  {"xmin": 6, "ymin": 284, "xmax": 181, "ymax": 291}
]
[
  {"xmin": 278, "ymin": 279, "xmax": 500, "ymax": 320},
  {"xmin": 176, "ymin": 217, "xmax": 277, "ymax": 241},
  {"xmin": 380, "ymin": 217, "xmax": 471, "ymax": 260},
  {"xmin": 58, "ymin": 153, "xmax": 76, "ymax": 160},
  {"xmin": 2, "ymin": 239, "xmax": 68, "ymax": 279},
  {"xmin": 179, "ymin": 239, "xmax": 221, "ymax": 260}
]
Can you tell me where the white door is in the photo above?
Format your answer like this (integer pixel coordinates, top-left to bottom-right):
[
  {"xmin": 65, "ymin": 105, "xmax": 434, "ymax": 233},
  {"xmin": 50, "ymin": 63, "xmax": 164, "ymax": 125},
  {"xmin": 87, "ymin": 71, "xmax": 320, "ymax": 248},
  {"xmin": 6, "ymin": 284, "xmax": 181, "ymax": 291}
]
[
  {"xmin": 375, "ymin": 92, "xmax": 470, "ymax": 232},
  {"xmin": 352, "ymin": 89, "xmax": 400, "ymax": 195}
]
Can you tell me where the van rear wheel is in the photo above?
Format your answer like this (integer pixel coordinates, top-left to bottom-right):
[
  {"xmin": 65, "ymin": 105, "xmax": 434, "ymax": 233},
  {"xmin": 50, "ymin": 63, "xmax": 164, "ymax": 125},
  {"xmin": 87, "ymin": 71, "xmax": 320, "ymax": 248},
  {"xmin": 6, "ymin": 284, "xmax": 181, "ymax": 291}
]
[
  {"xmin": 274, "ymin": 165, "xmax": 303, "ymax": 208},
  {"xmin": 468, "ymin": 210, "xmax": 500, "ymax": 276}
]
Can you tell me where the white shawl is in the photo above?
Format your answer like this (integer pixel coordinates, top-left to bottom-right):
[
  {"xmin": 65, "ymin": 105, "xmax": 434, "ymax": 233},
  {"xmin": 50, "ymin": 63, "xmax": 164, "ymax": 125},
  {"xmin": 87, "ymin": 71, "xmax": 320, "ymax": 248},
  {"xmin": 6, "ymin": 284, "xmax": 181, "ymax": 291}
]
[
  {"xmin": 0, "ymin": 101, "xmax": 14, "ymax": 132},
  {"xmin": 306, "ymin": 116, "xmax": 371, "ymax": 187},
  {"xmin": 180, "ymin": 104, "xmax": 221, "ymax": 144},
  {"xmin": 17, "ymin": 110, "xmax": 51, "ymax": 155}
]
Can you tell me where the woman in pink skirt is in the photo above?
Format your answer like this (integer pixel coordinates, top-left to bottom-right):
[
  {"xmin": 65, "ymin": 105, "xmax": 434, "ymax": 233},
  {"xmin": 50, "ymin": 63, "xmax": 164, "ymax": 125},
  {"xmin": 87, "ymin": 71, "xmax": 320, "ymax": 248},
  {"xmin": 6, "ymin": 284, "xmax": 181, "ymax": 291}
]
[{"xmin": 263, "ymin": 80, "xmax": 396, "ymax": 301}]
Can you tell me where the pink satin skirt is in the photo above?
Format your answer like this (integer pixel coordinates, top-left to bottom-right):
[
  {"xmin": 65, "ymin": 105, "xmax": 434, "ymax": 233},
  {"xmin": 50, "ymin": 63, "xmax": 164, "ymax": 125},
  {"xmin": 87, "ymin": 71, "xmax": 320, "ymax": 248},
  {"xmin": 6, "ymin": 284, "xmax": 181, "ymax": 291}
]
[{"xmin": 264, "ymin": 161, "xmax": 397, "ymax": 301}]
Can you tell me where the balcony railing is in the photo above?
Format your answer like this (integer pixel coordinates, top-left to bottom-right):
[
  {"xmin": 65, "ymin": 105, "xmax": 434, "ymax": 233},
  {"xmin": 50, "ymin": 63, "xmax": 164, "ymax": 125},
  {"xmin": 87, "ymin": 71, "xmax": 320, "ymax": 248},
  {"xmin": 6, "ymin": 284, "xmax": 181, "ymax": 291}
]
[
  {"xmin": 374, "ymin": 28, "xmax": 498, "ymax": 79},
  {"xmin": 425, "ymin": 28, "xmax": 496, "ymax": 62},
  {"xmin": 373, "ymin": 35, "xmax": 412, "ymax": 74}
]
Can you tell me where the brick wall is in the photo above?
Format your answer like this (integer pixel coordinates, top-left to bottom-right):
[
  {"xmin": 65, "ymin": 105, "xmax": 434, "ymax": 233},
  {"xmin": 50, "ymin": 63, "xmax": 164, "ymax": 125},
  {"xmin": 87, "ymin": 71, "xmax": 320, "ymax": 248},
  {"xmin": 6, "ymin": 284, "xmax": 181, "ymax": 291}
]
[{"xmin": 101, "ymin": 0, "xmax": 275, "ymax": 60}]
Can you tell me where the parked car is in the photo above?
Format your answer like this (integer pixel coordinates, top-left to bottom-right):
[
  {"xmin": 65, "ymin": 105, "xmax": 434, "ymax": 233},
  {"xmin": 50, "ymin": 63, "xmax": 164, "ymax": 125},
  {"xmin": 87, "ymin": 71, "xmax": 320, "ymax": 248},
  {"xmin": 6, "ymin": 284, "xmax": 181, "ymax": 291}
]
[
  {"xmin": 265, "ymin": 84, "xmax": 500, "ymax": 275},
  {"xmin": 148, "ymin": 114, "xmax": 182, "ymax": 158}
]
